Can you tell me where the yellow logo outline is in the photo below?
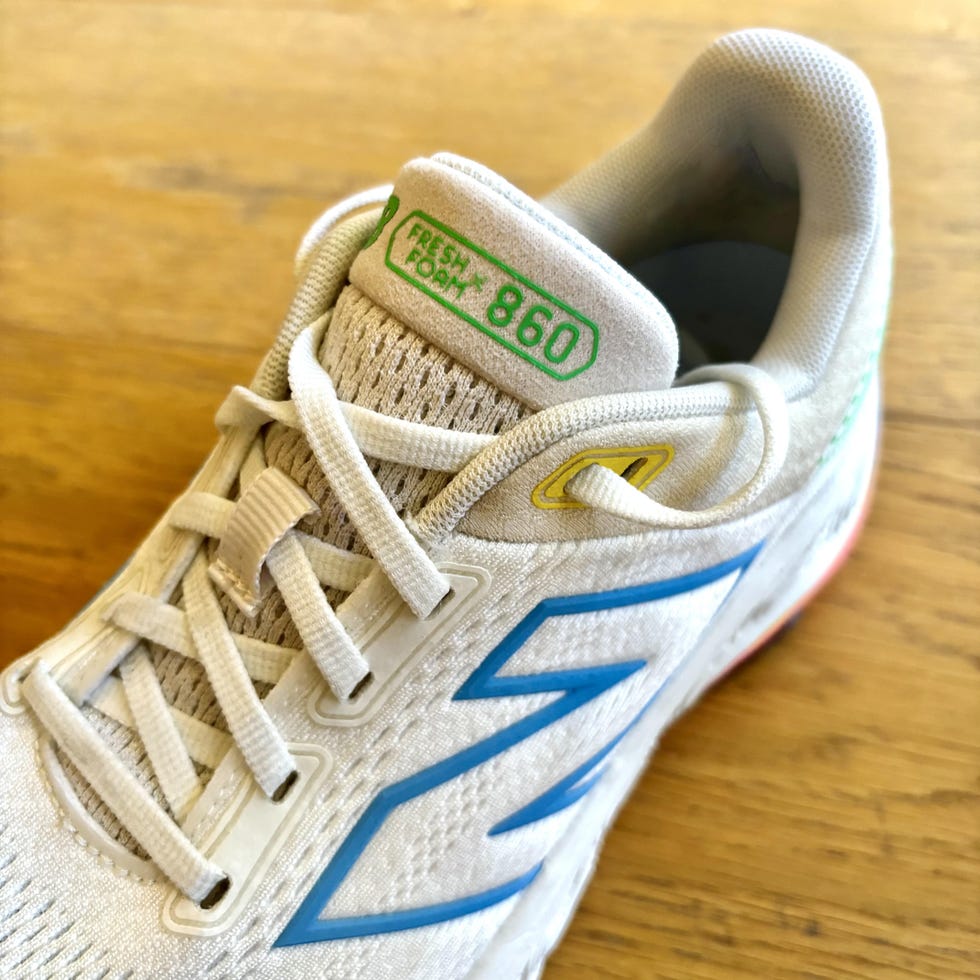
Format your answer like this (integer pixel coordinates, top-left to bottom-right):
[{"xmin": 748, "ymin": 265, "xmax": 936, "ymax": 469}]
[{"xmin": 531, "ymin": 445, "xmax": 674, "ymax": 510}]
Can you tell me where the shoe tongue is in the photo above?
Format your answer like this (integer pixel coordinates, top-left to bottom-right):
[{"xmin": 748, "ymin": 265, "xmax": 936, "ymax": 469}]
[{"xmin": 349, "ymin": 154, "xmax": 678, "ymax": 410}]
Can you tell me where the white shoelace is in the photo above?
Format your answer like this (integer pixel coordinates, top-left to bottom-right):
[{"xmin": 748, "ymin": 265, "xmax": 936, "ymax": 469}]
[{"xmin": 20, "ymin": 192, "xmax": 789, "ymax": 908}]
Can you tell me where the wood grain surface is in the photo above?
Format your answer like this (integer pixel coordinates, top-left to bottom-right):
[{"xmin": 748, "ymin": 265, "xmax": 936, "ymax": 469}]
[{"xmin": 2, "ymin": 2, "xmax": 978, "ymax": 977}]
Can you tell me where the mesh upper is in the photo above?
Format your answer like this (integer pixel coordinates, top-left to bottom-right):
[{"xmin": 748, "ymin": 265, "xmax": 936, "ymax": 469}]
[
  {"xmin": 62, "ymin": 282, "xmax": 532, "ymax": 852},
  {"xmin": 0, "ymin": 821, "xmax": 112, "ymax": 976}
]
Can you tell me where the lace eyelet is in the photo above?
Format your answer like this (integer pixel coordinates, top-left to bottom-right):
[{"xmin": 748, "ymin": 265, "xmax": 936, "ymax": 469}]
[
  {"xmin": 272, "ymin": 770, "xmax": 299, "ymax": 803},
  {"xmin": 347, "ymin": 671, "xmax": 374, "ymax": 702},
  {"xmin": 424, "ymin": 587, "xmax": 456, "ymax": 621},
  {"xmin": 1, "ymin": 656, "xmax": 37, "ymax": 710},
  {"xmin": 199, "ymin": 875, "xmax": 231, "ymax": 910}
]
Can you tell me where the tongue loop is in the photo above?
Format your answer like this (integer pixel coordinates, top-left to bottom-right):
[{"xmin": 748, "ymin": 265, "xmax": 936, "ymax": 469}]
[{"xmin": 349, "ymin": 154, "xmax": 678, "ymax": 410}]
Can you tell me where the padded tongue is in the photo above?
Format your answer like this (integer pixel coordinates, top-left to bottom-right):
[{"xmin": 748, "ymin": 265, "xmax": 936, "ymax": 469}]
[{"xmin": 349, "ymin": 154, "xmax": 678, "ymax": 410}]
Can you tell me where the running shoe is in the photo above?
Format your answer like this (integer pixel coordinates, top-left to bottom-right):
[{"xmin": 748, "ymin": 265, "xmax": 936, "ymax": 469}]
[{"xmin": 0, "ymin": 28, "xmax": 889, "ymax": 980}]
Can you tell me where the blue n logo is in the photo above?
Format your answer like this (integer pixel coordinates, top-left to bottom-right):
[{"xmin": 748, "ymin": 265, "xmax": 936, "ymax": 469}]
[{"xmin": 275, "ymin": 543, "xmax": 760, "ymax": 946}]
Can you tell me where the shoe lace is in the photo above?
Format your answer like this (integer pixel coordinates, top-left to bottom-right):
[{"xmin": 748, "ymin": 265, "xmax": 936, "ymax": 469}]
[{"xmin": 18, "ymin": 188, "xmax": 789, "ymax": 909}]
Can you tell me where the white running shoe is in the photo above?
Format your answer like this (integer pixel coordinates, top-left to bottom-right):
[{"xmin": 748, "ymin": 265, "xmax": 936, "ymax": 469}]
[{"xmin": 1, "ymin": 28, "xmax": 889, "ymax": 980}]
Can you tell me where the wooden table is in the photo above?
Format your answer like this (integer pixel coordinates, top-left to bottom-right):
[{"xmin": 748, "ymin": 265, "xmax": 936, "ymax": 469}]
[{"xmin": 2, "ymin": 3, "xmax": 978, "ymax": 977}]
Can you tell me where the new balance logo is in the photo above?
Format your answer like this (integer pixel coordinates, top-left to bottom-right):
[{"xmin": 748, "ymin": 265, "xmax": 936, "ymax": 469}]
[{"xmin": 275, "ymin": 544, "xmax": 761, "ymax": 946}]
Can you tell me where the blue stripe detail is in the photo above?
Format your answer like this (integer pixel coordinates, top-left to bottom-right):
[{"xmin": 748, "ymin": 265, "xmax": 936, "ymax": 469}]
[
  {"xmin": 275, "ymin": 543, "xmax": 761, "ymax": 948},
  {"xmin": 488, "ymin": 736, "xmax": 619, "ymax": 836},
  {"xmin": 488, "ymin": 671, "xmax": 682, "ymax": 838},
  {"xmin": 282, "ymin": 864, "xmax": 544, "ymax": 942},
  {"xmin": 455, "ymin": 543, "xmax": 764, "ymax": 703}
]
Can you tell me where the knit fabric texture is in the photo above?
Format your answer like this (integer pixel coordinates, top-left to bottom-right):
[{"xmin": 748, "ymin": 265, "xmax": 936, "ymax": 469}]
[{"xmin": 60, "ymin": 283, "xmax": 533, "ymax": 851}]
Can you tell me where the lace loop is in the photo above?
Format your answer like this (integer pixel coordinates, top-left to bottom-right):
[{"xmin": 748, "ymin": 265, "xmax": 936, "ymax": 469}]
[
  {"xmin": 288, "ymin": 325, "xmax": 452, "ymax": 618},
  {"xmin": 182, "ymin": 552, "xmax": 295, "ymax": 798},
  {"xmin": 23, "ymin": 662, "xmax": 225, "ymax": 903},
  {"xmin": 567, "ymin": 363, "xmax": 788, "ymax": 529},
  {"xmin": 119, "ymin": 648, "xmax": 200, "ymax": 821},
  {"xmin": 208, "ymin": 467, "xmax": 318, "ymax": 617}
]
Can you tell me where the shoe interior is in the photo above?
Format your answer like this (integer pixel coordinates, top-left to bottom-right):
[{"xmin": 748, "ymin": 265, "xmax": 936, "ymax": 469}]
[
  {"xmin": 629, "ymin": 241, "xmax": 796, "ymax": 372},
  {"xmin": 544, "ymin": 29, "xmax": 886, "ymax": 394}
]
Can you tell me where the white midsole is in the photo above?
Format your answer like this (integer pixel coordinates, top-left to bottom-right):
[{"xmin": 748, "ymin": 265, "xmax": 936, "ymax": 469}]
[{"xmin": 467, "ymin": 376, "xmax": 881, "ymax": 980}]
